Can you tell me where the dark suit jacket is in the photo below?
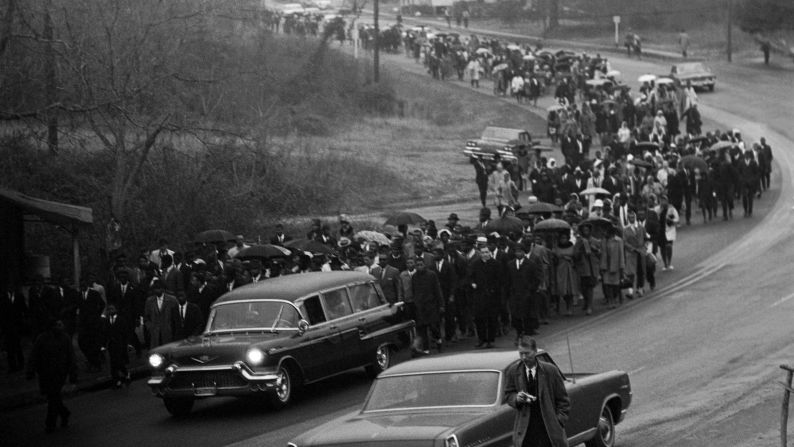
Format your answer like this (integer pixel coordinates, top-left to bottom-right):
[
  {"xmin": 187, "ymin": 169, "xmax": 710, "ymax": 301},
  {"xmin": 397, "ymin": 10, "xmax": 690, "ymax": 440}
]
[
  {"xmin": 163, "ymin": 267, "xmax": 184, "ymax": 295},
  {"xmin": 411, "ymin": 269, "xmax": 443, "ymax": 325},
  {"xmin": 107, "ymin": 282, "xmax": 144, "ymax": 321},
  {"xmin": 173, "ymin": 302, "xmax": 204, "ymax": 340},
  {"xmin": 737, "ymin": 159, "xmax": 760, "ymax": 188},
  {"xmin": 102, "ymin": 315, "xmax": 129, "ymax": 365},
  {"xmin": 76, "ymin": 289, "xmax": 105, "ymax": 333},
  {"xmin": 429, "ymin": 257, "xmax": 457, "ymax": 300},
  {"xmin": 371, "ymin": 265, "xmax": 403, "ymax": 304},
  {"xmin": 187, "ymin": 284, "xmax": 217, "ymax": 324},
  {"xmin": 505, "ymin": 257, "xmax": 542, "ymax": 318},
  {"xmin": 468, "ymin": 258, "xmax": 501, "ymax": 314},
  {"xmin": 505, "ymin": 360, "xmax": 571, "ymax": 447},
  {"xmin": 269, "ymin": 234, "xmax": 293, "ymax": 246}
]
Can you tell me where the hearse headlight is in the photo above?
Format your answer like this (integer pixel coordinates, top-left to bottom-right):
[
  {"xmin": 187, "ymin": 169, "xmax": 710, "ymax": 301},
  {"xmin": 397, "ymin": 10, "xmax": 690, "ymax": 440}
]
[
  {"xmin": 445, "ymin": 434, "xmax": 459, "ymax": 447},
  {"xmin": 149, "ymin": 353, "xmax": 165, "ymax": 369},
  {"xmin": 246, "ymin": 348, "xmax": 265, "ymax": 366}
]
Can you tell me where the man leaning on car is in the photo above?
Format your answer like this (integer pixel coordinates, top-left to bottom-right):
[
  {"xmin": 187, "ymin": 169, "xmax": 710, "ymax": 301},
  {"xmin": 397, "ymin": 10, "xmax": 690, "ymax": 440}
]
[{"xmin": 505, "ymin": 338, "xmax": 571, "ymax": 447}]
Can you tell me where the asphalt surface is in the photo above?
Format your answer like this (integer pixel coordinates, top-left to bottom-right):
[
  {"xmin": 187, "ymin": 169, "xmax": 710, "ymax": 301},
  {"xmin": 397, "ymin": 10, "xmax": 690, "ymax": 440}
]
[{"xmin": 2, "ymin": 31, "xmax": 793, "ymax": 447}]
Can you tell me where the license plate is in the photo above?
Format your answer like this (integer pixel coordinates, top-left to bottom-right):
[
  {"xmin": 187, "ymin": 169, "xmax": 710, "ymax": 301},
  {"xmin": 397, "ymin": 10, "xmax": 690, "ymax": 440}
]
[{"xmin": 194, "ymin": 387, "xmax": 217, "ymax": 396}]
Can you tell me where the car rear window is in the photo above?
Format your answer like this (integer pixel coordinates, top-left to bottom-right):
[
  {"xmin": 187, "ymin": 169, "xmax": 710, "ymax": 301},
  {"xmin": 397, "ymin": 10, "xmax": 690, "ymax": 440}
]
[
  {"xmin": 364, "ymin": 371, "xmax": 500, "ymax": 411},
  {"xmin": 348, "ymin": 284, "xmax": 384, "ymax": 312}
]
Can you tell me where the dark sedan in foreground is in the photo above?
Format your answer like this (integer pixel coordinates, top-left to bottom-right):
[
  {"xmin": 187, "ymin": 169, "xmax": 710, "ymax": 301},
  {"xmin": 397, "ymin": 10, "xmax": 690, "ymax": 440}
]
[
  {"xmin": 147, "ymin": 272, "xmax": 414, "ymax": 416},
  {"xmin": 288, "ymin": 350, "xmax": 631, "ymax": 447}
]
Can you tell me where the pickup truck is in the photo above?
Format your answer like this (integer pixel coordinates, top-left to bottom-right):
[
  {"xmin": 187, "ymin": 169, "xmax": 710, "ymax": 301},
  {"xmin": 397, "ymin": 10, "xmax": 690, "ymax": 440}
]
[
  {"xmin": 464, "ymin": 126, "xmax": 534, "ymax": 162},
  {"xmin": 288, "ymin": 350, "xmax": 632, "ymax": 447}
]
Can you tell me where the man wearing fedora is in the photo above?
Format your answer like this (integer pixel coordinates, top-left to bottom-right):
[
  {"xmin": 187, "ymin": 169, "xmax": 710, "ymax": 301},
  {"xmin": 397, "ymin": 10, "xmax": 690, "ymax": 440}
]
[{"xmin": 505, "ymin": 338, "xmax": 570, "ymax": 447}]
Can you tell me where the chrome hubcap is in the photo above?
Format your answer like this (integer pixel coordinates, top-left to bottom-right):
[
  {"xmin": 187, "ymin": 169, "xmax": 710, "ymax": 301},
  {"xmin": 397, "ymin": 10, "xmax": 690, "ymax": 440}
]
[
  {"xmin": 376, "ymin": 346, "xmax": 389, "ymax": 370},
  {"xmin": 276, "ymin": 369, "xmax": 290, "ymax": 402}
]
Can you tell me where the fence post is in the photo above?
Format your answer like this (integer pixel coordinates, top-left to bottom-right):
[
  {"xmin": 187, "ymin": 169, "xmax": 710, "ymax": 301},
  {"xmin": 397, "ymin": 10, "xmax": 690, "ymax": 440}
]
[{"xmin": 781, "ymin": 364, "xmax": 794, "ymax": 447}]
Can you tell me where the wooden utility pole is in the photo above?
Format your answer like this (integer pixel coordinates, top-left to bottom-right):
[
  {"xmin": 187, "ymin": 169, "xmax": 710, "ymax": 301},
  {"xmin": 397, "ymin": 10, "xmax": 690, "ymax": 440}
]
[
  {"xmin": 726, "ymin": 0, "xmax": 733, "ymax": 62},
  {"xmin": 373, "ymin": 0, "xmax": 380, "ymax": 82}
]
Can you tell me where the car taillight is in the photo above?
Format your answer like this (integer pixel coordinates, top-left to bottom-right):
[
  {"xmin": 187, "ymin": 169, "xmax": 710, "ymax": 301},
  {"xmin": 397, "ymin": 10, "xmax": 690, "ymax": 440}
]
[{"xmin": 445, "ymin": 435, "xmax": 459, "ymax": 447}]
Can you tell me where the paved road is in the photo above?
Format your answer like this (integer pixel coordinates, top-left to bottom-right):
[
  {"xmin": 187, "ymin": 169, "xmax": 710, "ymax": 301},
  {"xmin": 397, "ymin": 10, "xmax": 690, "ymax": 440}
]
[{"xmin": 2, "ymin": 36, "xmax": 793, "ymax": 447}]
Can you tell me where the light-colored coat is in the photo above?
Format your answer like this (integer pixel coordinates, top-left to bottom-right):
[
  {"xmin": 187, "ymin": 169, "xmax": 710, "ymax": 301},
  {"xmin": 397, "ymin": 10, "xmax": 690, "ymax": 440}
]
[
  {"xmin": 600, "ymin": 236, "xmax": 625, "ymax": 286},
  {"xmin": 622, "ymin": 224, "xmax": 646, "ymax": 277},
  {"xmin": 505, "ymin": 360, "xmax": 571, "ymax": 447}
]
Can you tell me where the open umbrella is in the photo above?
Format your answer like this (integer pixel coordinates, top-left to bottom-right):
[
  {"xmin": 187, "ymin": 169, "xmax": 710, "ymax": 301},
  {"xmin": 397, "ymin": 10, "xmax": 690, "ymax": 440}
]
[
  {"xmin": 285, "ymin": 239, "xmax": 335, "ymax": 255},
  {"xmin": 656, "ymin": 77, "xmax": 675, "ymax": 85},
  {"xmin": 235, "ymin": 244, "xmax": 291, "ymax": 259},
  {"xmin": 354, "ymin": 230, "xmax": 391, "ymax": 245},
  {"xmin": 680, "ymin": 155, "xmax": 709, "ymax": 172},
  {"xmin": 483, "ymin": 216, "xmax": 523, "ymax": 234},
  {"xmin": 638, "ymin": 74, "xmax": 657, "ymax": 83},
  {"xmin": 492, "ymin": 63, "xmax": 509, "ymax": 72},
  {"xmin": 384, "ymin": 211, "xmax": 426, "ymax": 226},
  {"xmin": 194, "ymin": 229, "xmax": 235, "ymax": 244},
  {"xmin": 635, "ymin": 141, "xmax": 660, "ymax": 152},
  {"xmin": 580, "ymin": 187, "xmax": 610, "ymax": 196},
  {"xmin": 533, "ymin": 218, "xmax": 571, "ymax": 232},
  {"xmin": 522, "ymin": 54, "xmax": 536, "ymax": 61},
  {"xmin": 531, "ymin": 145, "xmax": 556, "ymax": 152},
  {"xmin": 606, "ymin": 70, "xmax": 621, "ymax": 78},
  {"xmin": 710, "ymin": 141, "xmax": 735, "ymax": 152},
  {"xmin": 628, "ymin": 158, "xmax": 653, "ymax": 168},
  {"xmin": 585, "ymin": 79, "xmax": 610, "ymax": 87},
  {"xmin": 579, "ymin": 217, "xmax": 614, "ymax": 234},
  {"xmin": 506, "ymin": 44, "xmax": 521, "ymax": 51},
  {"xmin": 688, "ymin": 136, "xmax": 710, "ymax": 145},
  {"xmin": 525, "ymin": 202, "xmax": 562, "ymax": 214},
  {"xmin": 475, "ymin": 47, "xmax": 491, "ymax": 55},
  {"xmin": 547, "ymin": 104, "xmax": 564, "ymax": 112}
]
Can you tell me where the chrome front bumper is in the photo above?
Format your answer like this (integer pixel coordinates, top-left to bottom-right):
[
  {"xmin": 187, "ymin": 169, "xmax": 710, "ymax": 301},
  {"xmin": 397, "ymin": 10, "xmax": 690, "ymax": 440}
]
[{"xmin": 148, "ymin": 361, "xmax": 280, "ymax": 397}]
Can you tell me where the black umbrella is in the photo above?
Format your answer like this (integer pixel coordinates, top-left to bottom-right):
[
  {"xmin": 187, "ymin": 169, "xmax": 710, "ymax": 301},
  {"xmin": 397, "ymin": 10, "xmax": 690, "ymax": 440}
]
[
  {"xmin": 483, "ymin": 216, "xmax": 524, "ymax": 234},
  {"xmin": 628, "ymin": 158, "xmax": 653, "ymax": 169},
  {"xmin": 525, "ymin": 202, "xmax": 562, "ymax": 214},
  {"xmin": 635, "ymin": 142, "xmax": 659, "ymax": 151},
  {"xmin": 680, "ymin": 155, "xmax": 708, "ymax": 172},
  {"xmin": 579, "ymin": 217, "xmax": 613, "ymax": 231},
  {"xmin": 688, "ymin": 136, "xmax": 710, "ymax": 145},
  {"xmin": 285, "ymin": 239, "xmax": 336, "ymax": 254},
  {"xmin": 235, "ymin": 244, "xmax": 291, "ymax": 259},
  {"xmin": 384, "ymin": 211, "xmax": 426, "ymax": 226},
  {"xmin": 194, "ymin": 229, "xmax": 235, "ymax": 244},
  {"xmin": 533, "ymin": 218, "xmax": 571, "ymax": 232}
]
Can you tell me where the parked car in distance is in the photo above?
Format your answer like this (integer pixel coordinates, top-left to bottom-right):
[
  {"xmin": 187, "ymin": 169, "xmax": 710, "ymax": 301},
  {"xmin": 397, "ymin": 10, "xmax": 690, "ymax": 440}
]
[
  {"xmin": 147, "ymin": 271, "xmax": 414, "ymax": 417},
  {"xmin": 669, "ymin": 61, "xmax": 716, "ymax": 91},
  {"xmin": 288, "ymin": 350, "xmax": 632, "ymax": 447},
  {"xmin": 278, "ymin": 3, "xmax": 305, "ymax": 15},
  {"xmin": 464, "ymin": 126, "xmax": 534, "ymax": 162}
]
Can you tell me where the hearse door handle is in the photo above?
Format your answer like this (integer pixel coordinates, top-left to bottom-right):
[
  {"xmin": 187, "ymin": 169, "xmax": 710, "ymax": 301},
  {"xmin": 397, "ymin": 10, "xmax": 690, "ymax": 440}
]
[{"xmin": 358, "ymin": 317, "xmax": 366, "ymax": 322}]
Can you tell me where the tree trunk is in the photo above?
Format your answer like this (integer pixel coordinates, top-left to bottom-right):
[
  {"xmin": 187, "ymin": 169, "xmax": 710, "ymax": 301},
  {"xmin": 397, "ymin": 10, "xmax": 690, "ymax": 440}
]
[{"xmin": 43, "ymin": 1, "xmax": 58, "ymax": 154}]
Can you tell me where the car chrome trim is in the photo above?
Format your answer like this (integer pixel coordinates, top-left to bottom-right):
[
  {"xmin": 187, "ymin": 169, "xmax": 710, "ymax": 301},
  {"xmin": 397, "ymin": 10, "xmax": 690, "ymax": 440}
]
[
  {"xmin": 567, "ymin": 428, "xmax": 597, "ymax": 445},
  {"xmin": 150, "ymin": 362, "xmax": 280, "ymax": 383},
  {"xmin": 363, "ymin": 404, "xmax": 497, "ymax": 413}
]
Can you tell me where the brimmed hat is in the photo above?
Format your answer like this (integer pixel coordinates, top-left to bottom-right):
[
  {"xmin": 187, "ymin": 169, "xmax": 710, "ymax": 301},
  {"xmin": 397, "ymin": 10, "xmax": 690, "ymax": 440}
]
[
  {"xmin": 593, "ymin": 199, "xmax": 604, "ymax": 208},
  {"xmin": 338, "ymin": 237, "xmax": 351, "ymax": 248},
  {"xmin": 448, "ymin": 213, "xmax": 459, "ymax": 221}
]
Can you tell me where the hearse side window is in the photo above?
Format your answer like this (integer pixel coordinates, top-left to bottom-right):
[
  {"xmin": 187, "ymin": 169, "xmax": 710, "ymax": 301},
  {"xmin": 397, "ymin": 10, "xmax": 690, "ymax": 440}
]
[
  {"xmin": 348, "ymin": 284, "xmax": 383, "ymax": 312},
  {"xmin": 302, "ymin": 296, "xmax": 326, "ymax": 325},
  {"xmin": 322, "ymin": 288, "xmax": 352, "ymax": 320}
]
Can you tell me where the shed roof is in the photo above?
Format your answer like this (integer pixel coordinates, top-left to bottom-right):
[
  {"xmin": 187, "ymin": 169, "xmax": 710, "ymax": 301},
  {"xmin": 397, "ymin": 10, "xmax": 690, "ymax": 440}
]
[{"xmin": 0, "ymin": 187, "xmax": 93, "ymax": 228}]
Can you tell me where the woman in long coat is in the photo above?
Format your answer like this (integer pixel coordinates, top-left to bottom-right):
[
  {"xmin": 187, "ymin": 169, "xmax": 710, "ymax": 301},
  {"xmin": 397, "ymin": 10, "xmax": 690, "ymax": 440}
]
[
  {"xmin": 552, "ymin": 232, "xmax": 579, "ymax": 316},
  {"xmin": 600, "ymin": 225, "xmax": 625, "ymax": 309},
  {"xmin": 574, "ymin": 224, "xmax": 599, "ymax": 315}
]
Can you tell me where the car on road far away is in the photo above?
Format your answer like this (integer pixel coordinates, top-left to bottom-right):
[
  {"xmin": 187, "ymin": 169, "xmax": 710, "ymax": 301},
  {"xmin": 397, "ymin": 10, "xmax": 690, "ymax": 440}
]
[
  {"xmin": 288, "ymin": 350, "xmax": 632, "ymax": 447},
  {"xmin": 669, "ymin": 61, "xmax": 716, "ymax": 91},
  {"xmin": 147, "ymin": 271, "xmax": 414, "ymax": 417},
  {"xmin": 464, "ymin": 126, "xmax": 534, "ymax": 162}
]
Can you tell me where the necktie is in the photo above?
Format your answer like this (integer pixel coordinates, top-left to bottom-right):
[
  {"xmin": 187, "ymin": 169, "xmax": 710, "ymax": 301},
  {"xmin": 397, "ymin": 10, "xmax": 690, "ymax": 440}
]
[
  {"xmin": 181, "ymin": 305, "xmax": 185, "ymax": 320},
  {"xmin": 381, "ymin": 268, "xmax": 386, "ymax": 280},
  {"xmin": 111, "ymin": 316, "xmax": 116, "ymax": 325},
  {"xmin": 157, "ymin": 297, "xmax": 162, "ymax": 311}
]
